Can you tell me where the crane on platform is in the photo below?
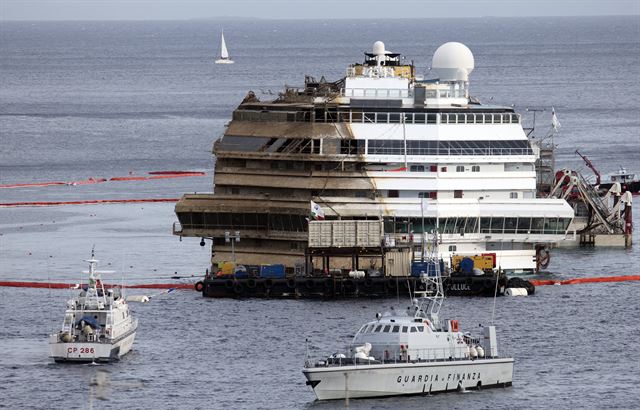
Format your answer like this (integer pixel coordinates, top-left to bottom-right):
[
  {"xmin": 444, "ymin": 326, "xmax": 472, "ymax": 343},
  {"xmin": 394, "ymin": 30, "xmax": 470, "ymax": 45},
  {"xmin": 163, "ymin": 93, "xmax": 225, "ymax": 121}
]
[{"xmin": 575, "ymin": 150, "xmax": 601, "ymax": 185}]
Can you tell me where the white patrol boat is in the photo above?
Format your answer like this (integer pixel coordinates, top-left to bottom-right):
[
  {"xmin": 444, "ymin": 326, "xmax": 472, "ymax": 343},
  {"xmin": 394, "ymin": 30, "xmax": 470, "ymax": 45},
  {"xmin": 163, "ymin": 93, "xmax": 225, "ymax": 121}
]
[
  {"xmin": 303, "ymin": 233, "xmax": 514, "ymax": 400},
  {"xmin": 49, "ymin": 251, "xmax": 138, "ymax": 363}
]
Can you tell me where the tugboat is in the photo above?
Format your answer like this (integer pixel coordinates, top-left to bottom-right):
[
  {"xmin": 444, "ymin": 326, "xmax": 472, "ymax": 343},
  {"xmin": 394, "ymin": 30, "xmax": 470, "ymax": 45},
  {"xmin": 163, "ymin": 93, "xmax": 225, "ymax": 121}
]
[
  {"xmin": 49, "ymin": 251, "xmax": 138, "ymax": 363},
  {"xmin": 302, "ymin": 233, "xmax": 513, "ymax": 400}
]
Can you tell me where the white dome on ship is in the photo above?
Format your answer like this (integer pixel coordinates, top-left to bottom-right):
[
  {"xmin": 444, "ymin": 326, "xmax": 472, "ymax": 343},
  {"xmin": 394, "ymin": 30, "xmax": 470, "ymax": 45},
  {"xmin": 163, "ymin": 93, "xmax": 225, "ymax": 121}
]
[
  {"xmin": 432, "ymin": 42, "xmax": 474, "ymax": 81},
  {"xmin": 372, "ymin": 41, "xmax": 386, "ymax": 56}
]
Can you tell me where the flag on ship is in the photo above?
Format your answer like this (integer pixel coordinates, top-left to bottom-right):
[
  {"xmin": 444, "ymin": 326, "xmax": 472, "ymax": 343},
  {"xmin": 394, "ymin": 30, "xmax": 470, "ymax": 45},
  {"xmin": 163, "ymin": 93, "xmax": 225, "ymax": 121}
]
[
  {"xmin": 551, "ymin": 107, "xmax": 561, "ymax": 131},
  {"xmin": 310, "ymin": 200, "xmax": 325, "ymax": 220}
]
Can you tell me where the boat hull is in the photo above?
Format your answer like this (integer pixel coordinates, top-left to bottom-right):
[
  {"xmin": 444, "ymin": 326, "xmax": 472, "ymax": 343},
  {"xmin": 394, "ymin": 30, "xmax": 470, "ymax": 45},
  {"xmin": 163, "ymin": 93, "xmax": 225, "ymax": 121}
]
[
  {"xmin": 49, "ymin": 330, "xmax": 136, "ymax": 363},
  {"xmin": 303, "ymin": 358, "xmax": 513, "ymax": 400},
  {"xmin": 215, "ymin": 59, "xmax": 234, "ymax": 64}
]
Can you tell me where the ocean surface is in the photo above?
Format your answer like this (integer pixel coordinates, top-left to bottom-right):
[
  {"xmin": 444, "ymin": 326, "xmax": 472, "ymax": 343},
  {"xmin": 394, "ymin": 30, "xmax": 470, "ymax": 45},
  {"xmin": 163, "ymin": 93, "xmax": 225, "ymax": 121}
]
[{"xmin": 1, "ymin": 17, "xmax": 639, "ymax": 409}]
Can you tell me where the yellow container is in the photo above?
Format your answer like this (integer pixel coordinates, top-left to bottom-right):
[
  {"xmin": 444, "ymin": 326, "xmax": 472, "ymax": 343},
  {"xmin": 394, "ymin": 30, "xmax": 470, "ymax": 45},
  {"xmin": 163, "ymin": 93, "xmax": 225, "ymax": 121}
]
[{"xmin": 217, "ymin": 261, "xmax": 236, "ymax": 276}]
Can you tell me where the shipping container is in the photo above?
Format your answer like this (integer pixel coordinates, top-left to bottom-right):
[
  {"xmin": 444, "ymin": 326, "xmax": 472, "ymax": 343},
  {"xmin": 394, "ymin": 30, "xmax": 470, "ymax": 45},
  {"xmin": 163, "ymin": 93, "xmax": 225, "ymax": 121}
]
[
  {"xmin": 384, "ymin": 250, "xmax": 411, "ymax": 277},
  {"xmin": 309, "ymin": 220, "xmax": 383, "ymax": 248},
  {"xmin": 259, "ymin": 264, "xmax": 286, "ymax": 279}
]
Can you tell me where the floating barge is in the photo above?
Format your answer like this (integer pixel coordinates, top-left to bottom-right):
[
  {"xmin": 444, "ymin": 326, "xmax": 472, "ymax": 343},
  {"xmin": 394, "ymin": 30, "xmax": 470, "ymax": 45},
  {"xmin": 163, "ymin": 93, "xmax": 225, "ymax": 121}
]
[
  {"xmin": 193, "ymin": 219, "xmax": 540, "ymax": 299},
  {"xmin": 197, "ymin": 274, "xmax": 510, "ymax": 299}
]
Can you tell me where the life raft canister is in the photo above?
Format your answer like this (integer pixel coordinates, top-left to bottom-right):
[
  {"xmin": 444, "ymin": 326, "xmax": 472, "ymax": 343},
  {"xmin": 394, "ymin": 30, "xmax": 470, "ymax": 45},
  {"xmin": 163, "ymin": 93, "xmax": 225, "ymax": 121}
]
[{"xmin": 450, "ymin": 319, "xmax": 459, "ymax": 332}]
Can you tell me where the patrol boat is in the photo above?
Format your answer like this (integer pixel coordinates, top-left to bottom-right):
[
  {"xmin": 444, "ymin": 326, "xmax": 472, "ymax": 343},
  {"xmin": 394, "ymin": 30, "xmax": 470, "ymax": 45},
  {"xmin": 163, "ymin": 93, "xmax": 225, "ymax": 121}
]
[
  {"xmin": 49, "ymin": 251, "xmax": 138, "ymax": 363},
  {"xmin": 302, "ymin": 233, "xmax": 513, "ymax": 400}
]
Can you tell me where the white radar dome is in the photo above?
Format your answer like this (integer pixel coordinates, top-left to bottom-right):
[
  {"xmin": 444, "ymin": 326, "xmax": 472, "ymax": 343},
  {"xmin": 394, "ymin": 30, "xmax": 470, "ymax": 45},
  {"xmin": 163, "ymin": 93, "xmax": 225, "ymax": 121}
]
[
  {"xmin": 432, "ymin": 42, "xmax": 475, "ymax": 81},
  {"xmin": 372, "ymin": 41, "xmax": 386, "ymax": 56}
]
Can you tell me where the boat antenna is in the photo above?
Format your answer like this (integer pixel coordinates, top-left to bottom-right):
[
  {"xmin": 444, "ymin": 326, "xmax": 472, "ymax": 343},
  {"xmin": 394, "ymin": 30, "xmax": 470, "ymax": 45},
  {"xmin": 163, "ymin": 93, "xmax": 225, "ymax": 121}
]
[{"xmin": 490, "ymin": 238, "xmax": 507, "ymax": 325}]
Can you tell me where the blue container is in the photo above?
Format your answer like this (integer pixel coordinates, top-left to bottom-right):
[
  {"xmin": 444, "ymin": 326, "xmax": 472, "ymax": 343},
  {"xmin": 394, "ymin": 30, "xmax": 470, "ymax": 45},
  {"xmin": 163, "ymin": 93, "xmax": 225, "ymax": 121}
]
[
  {"xmin": 259, "ymin": 264, "xmax": 286, "ymax": 279},
  {"xmin": 411, "ymin": 261, "xmax": 437, "ymax": 277},
  {"xmin": 234, "ymin": 270, "xmax": 249, "ymax": 279}
]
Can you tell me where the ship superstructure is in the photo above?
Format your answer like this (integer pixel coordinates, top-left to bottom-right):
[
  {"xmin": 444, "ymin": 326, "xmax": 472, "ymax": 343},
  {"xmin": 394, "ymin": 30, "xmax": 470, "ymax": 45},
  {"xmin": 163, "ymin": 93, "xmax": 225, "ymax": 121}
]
[{"xmin": 174, "ymin": 41, "xmax": 574, "ymax": 273}]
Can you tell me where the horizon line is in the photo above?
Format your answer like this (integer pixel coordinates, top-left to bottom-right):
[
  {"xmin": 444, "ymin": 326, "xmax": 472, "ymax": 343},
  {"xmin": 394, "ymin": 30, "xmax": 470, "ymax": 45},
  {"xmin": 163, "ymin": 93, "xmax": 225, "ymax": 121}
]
[{"xmin": 2, "ymin": 14, "xmax": 638, "ymax": 22}]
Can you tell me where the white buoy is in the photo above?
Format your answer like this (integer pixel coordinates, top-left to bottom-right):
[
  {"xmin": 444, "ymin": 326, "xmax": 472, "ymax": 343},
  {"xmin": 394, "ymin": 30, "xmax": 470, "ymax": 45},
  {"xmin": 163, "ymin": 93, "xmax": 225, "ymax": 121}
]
[
  {"xmin": 476, "ymin": 346, "xmax": 485, "ymax": 358},
  {"xmin": 505, "ymin": 288, "xmax": 528, "ymax": 296},
  {"xmin": 469, "ymin": 346, "xmax": 478, "ymax": 359},
  {"xmin": 126, "ymin": 295, "xmax": 150, "ymax": 303}
]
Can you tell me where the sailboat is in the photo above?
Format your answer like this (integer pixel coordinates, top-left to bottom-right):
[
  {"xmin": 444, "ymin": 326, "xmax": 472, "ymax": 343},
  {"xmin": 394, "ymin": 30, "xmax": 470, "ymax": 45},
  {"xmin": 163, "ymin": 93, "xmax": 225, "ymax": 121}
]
[{"xmin": 215, "ymin": 30, "xmax": 234, "ymax": 64}]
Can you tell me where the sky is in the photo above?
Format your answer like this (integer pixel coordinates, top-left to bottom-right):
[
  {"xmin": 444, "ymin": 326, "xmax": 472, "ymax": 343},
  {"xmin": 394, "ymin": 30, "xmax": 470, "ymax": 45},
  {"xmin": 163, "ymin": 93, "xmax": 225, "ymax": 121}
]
[{"xmin": 1, "ymin": 0, "xmax": 639, "ymax": 20}]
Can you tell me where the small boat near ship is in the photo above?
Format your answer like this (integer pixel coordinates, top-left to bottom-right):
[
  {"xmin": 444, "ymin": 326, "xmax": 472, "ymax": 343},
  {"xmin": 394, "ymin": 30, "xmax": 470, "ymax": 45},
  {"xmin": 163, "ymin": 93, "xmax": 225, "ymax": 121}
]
[
  {"xmin": 599, "ymin": 167, "xmax": 639, "ymax": 195},
  {"xmin": 214, "ymin": 30, "xmax": 234, "ymax": 64},
  {"xmin": 49, "ymin": 251, "xmax": 138, "ymax": 363},
  {"xmin": 302, "ymin": 233, "xmax": 514, "ymax": 400},
  {"xmin": 575, "ymin": 150, "xmax": 639, "ymax": 195}
]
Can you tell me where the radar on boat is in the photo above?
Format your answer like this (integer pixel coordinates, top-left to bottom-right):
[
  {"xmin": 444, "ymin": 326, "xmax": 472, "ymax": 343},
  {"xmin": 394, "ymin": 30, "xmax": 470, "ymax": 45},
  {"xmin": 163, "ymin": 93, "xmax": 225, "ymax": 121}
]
[
  {"xmin": 372, "ymin": 41, "xmax": 386, "ymax": 56},
  {"xmin": 431, "ymin": 42, "xmax": 474, "ymax": 81}
]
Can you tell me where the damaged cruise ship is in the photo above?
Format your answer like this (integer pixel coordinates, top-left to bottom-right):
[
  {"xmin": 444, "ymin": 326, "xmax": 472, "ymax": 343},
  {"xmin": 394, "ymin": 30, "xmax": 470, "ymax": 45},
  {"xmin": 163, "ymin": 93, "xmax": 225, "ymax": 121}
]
[{"xmin": 174, "ymin": 41, "xmax": 574, "ymax": 274}]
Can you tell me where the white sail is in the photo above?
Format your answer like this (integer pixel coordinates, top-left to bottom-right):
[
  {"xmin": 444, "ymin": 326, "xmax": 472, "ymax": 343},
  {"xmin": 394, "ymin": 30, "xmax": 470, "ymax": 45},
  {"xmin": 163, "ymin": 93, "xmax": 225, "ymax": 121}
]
[
  {"xmin": 220, "ymin": 31, "xmax": 229, "ymax": 59},
  {"xmin": 215, "ymin": 30, "xmax": 234, "ymax": 64}
]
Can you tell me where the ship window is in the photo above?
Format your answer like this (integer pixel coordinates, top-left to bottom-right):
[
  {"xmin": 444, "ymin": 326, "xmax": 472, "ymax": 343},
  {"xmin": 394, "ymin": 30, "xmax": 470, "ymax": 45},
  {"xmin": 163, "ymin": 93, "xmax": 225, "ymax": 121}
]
[
  {"xmin": 449, "ymin": 245, "xmax": 457, "ymax": 252},
  {"xmin": 504, "ymin": 218, "xmax": 518, "ymax": 234},
  {"xmin": 417, "ymin": 326, "xmax": 424, "ymax": 332},
  {"xmin": 490, "ymin": 217, "xmax": 505, "ymax": 234},
  {"xmin": 389, "ymin": 113, "xmax": 401, "ymax": 123},
  {"xmin": 410, "ymin": 326, "xmax": 417, "ymax": 333},
  {"xmin": 402, "ymin": 326, "xmax": 408, "ymax": 333},
  {"xmin": 464, "ymin": 217, "xmax": 478, "ymax": 233},
  {"xmin": 531, "ymin": 218, "xmax": 544, "ymax": 234},
  {"xmin": 560, "ymin": 217, "xmax": 572, "ymax": 232},
  {"xmin": 427, "ymin": 114, "xmax": 437, "ymax": 124},
  {"xmin": 543, "ymin": 217, "xmax": 560, "ymax": 234},
  {"xmin": 364, "ymin": 112, "xmax": 376, "ymax": 123},
  {"xmin": 414, "ymin": 113, "xmax": 425, "ymax": 123},
  {"xmin": 375, "ymin": 325, "xmax": 383, "ymax": 332},
  {"xmin": 410, "ymin": 165, "xmax": 425, "ymax": 172},
  {"xmin": 456, "ymin": 166, "xmax": 465, "ymax": 172},
  {"xmin": 480, "ymin": 217, "xmax": 491, "ymax": 233},
  {"xmin": 392, "ymin": 325, "xmax": 400, "ymax": 333},
  {"xmin": 377, "ymin": 113, "xmax": 388, "ymax": 123},
  {"xmin": 383, "ymin": 325, "xmax": 391, "ymax": 332},
  {"xmin": 453, "ymin": 217, "xmax": 465, "ymax": 234},
  {"xmin": 191, "ymin": 212, "xmax": 203, "ymax": 227},
  {"xmin": 510, "ymin": 192, "xmax": 518, "ymax": 199},
  {"xmin": 472, "ymin": 165, "xmax": 480, "ymax": 172},
  {"xmin": 516, "ymin": 217, "xmax": 531, "ymax": 233}
]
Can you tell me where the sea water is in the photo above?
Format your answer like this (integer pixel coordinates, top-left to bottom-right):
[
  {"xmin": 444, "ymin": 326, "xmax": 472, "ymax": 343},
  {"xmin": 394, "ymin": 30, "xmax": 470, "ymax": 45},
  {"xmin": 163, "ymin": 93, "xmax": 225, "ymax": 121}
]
[{"xmin": 0, "ymin": 17, "xmax": 639, "ymax": 409}]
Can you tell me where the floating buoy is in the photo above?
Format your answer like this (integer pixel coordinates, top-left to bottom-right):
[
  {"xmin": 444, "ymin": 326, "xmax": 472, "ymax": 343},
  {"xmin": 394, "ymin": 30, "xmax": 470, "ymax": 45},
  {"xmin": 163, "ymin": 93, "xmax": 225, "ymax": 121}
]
[{"xmin": 505, "ymin": 288, "xmax": 528, "ymax": 296}]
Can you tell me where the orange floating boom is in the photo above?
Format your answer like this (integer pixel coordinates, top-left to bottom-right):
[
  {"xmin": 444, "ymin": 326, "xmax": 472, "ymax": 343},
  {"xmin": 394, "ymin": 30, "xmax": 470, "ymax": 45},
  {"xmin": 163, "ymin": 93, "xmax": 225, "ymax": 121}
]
[
  {"xmin": 529, "ymin": 275, "xmax": 640, "ymax": 287},
  {"xmin": 0, "ymin": 198, "xmax": 179, "ymax": 207},
  {"xmin": 0, "ymin": 281, "xmax": 194, "ymax": 290}
]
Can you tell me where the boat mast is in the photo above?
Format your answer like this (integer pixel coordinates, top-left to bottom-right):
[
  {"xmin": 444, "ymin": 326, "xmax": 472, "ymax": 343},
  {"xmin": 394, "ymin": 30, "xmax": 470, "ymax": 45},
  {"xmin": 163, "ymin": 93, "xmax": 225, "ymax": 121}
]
[{"xmin": 414, "ymin": 229, "xmax": 444, "ymax": 326}]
